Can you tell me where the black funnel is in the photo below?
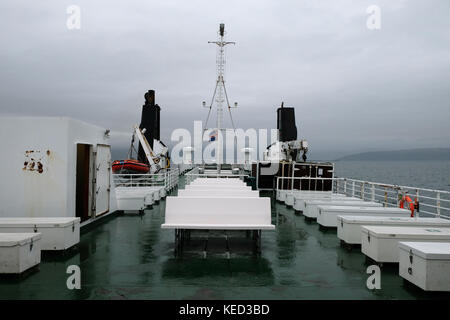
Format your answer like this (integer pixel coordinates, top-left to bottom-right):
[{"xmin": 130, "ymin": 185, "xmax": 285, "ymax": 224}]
[
  {"xmin": 138, "ymin": 90, "xmax": 160, "ymax": 163},
  {"xmin": 277, "ymin": 102, "xmax": 297, "ymax": 142}
]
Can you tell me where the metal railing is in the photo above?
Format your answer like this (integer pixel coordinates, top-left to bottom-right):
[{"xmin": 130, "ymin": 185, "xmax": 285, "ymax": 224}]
[
  {"xmin": 166, "ymin": 168, "xmax": 180, "ymax": 191},
  {"xmin": 275, "ymin": 176, "xmax": 450, "ymax": 219},
  {"xmin": 334, "ymin": 178, "xmax": 450, "ymax": 219},
  {"xmin": 113, "ymin": 168, "xmax": 180, "ymax": 191}
]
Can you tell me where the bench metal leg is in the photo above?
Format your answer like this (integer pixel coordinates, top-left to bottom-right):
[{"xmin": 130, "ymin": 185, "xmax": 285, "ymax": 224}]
[
  {"xmin": 203, "ymin": 238, "xmax": 208, "ymax": 259},
  {"xmin": 225, "ymin": 232, "xmax": 230, "ymax": 259}
]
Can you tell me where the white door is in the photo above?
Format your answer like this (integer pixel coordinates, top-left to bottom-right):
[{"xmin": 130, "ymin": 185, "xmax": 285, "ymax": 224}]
[{"xmin": 94, "ymin": 144, "xmax": 111, "ymax": 216}]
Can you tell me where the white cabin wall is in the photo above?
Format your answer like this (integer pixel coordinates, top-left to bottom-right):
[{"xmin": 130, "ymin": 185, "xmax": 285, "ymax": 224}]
[
  {"xmin": 0, "ymin": 116, "xmax": 70, "ymax": 218},
  {"xmin": 0, "ymin": 116, "xmax": 116, "ymax": 221}
]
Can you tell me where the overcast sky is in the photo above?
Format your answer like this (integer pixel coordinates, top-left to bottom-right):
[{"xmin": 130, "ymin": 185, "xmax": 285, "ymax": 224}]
[{"xmin": 1, "ymin": 0, "xmax": 449, "ymax": 159}]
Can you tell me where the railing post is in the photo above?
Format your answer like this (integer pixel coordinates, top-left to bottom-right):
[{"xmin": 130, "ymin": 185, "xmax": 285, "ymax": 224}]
[
  {"xmin": 415, "ymin": 189, "xmax": 419, "ymax": 218},
  {"xmin": 384, "ymin": 187, "xmax": 388, "ymax": 207},
  {"xmin": 343, "ymin": 179, "xmax": 347, "ymax": 195},
  {"xmin": 371, "ymin": 184, "xmax": 375, "ymax": 202},
  {"xmin": 352, "ymin": 181, "xmax": 355, "ymax": 197},
  {"xmin": 361, "ymin": 182, "xmax": 365, "ymax": 200},
  {"xmin": 437, "ymin": 192, "xmax": 441, "ymax": 218}
]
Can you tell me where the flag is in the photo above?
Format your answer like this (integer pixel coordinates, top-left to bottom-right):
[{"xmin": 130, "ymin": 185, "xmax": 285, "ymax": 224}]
[{"xmin": 209, "ymin": 130, "xmax": 218, "ymax": 142}]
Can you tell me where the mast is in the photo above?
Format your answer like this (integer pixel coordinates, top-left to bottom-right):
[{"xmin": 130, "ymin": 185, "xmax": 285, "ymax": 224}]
[{"xmin": 204, "ymin": 23, "xmax": 237, "ymax": 173}]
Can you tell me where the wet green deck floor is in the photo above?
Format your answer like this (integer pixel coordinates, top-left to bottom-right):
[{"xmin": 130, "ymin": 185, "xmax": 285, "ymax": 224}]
[{"xmin": 1, "ymin": 178, "xmax": 450, "ymax": 299}]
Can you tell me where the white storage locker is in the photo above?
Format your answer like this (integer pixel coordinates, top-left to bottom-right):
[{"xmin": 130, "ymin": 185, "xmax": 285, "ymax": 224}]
[
  {"xmin": 153, "ymin": 189, "xmax": 161, "ymax": 201},
  {"xmin": 285, "ymin": 191, "xmax": 336, "ymax": 206},
  {"xmin": 317, "ymin": 206, "xmax": 410, "ymax": 227},
  {"xmin": 285, "ymin": 193, "xmax": 295, "ymax": 206},
  {"xmin": 361, "ymin": 226, "xmax": 450, "ymax": 263},
  {"xmin": 115, "ymin": 187, "xmax": 160, "ymax": 206},
  {"xmin": 399, "ymin": 242, "xmax": 450, "ymax": 291},
  {"xmin": 276, "ymin": 190, "xmax": 286, "ymax": 201},
  {"xmin": 116, "ymin": 196, "xmax": 145, "ymax": 213},
  {"xmin": 338, "ymin": 216, "xmax": 450, "ymax": 245},
  {"xmin": 293, "ymin": 194, "xmax": 349, "ymax": 212},
  {"xmin": 303, "ymin": 200, "xmax": 379, "ymax": 219},
  {"xmin": 0, "ymin": 233, "xmax": 42, "ymax": 273},
  {"xmin": 0, "ymin": 218, "xmax": 80, "ymax": 251},
  {"xmin": 159, "ymin": 187, "xmax": 167, "ymax": 198},
  {"xmin": 144, "ymin": 193, "xmax": 155, "ymax": 207}
]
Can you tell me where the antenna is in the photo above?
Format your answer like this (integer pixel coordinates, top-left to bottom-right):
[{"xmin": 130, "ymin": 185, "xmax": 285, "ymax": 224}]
[{"xmin": 203, "ymin": 23, "xmax": 238, "ymax": 173}]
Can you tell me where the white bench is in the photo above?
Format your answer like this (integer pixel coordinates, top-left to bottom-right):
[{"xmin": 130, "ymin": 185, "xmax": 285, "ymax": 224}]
[
  {"xmin": 399, "ymin": 242, "xmax": 450, "ymax": 291},
  {"xmin": 161, "ymin": 196, "xmax": 275, "ymax": 230},
  {"xmin": 185, "ymin": 184, "xmax": 251, "ymax": 190},
  {"xmin": 190, "ymin": 179, "xmax": 244, "ymax": 185},
  {"xmin": 177, "ymin": 189, "xmax": 260, "ymax": 198},
  {"xmin": 0, "ymin": 233, "xmax": 42, "ymax": 274},
  {"xmin": 317, "ymin": 206, "xmax": 410, "ymax": 228},
  {"xmin": 0, "ymin": 217, "xmax": 80, "ymax": 251},
  {"xmin": 303, "ymin": 200, "xmax": 380, "ymax": 219},
  {"xmin": 361, "ymin": 226, "xmax": 450, "ymax": 263},
  {"xmin": 294, "ymin": 194, "xmax": 355, "ymax": 212},
  {"xmin": 338, "ymin": 216, "xmax": 450, "ymax": 245}
]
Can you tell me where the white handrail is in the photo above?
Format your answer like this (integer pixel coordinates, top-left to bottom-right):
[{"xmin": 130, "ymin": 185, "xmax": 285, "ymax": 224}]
[
  {"xmin": 275, "ymin": 176, "xmax": 450, "ymax": 219},
  {"xmin": 113, "ymin": 168, "xmax": 180, "ymax": 190}
]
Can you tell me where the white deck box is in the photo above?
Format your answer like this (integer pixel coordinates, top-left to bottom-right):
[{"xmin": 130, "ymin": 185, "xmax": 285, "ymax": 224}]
[
  {"xmin": 115, "ymin": 187, "xmax": 162, "ymax": 206},
  {"xmin": 116, "ymin": 196, "xmax": 145, "ymax": 213},
  {"xmin": 153, "ymin": 189, "xmax": 161, "ymax": 202},
  {"xmin": 0, "ymin": 233, "xmax": 42, "ymax": 273},
  {"xmin": 317, "ymin": 206, "xmax": 410, "ymax": 228},
  {"xmin": 293, "ymin": 194, "xmax": 349, "ymax": 212},
  {"xmin": 399, "ymin": 242, "xmax": 450, "ymax": 291},
  {"xmin": 278, "ymin": 190, "xmax": 332, "ymax": 203},
  {"xmin": 0, "ymin": 218, "xmax": 80, "ymax": 250},
  {"xmin": 338, "ymin": 216, "xmax": 450, "ymax": 245},
  {"xmin": 286, "ymin": 192, "xmax": 344, "ymax": 207},
  {"xmin": 303, "ymin": 200, "xmax": 378, "ymax": 218},
  {"xmin": 361, "ymin": 226, "xmax": 450, "ymax": 263},
  {"xmin": 144, "ymin": 193, "xmax": 155, "ymax": 207}
]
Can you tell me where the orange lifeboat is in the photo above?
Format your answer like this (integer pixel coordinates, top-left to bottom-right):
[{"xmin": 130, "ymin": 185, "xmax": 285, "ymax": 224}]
[{"xmin": 112, "ymin": 159, "xmax": 149, "ymax": 174}]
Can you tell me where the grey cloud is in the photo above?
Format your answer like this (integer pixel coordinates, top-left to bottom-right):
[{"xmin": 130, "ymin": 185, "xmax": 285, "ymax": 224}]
[{"xmin": 0, "ymin": 0, "xmax": 449, "ymax": 160}]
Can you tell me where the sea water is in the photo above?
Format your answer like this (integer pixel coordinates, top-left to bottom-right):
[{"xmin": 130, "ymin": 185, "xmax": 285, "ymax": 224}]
[{"xmin": 335, "ymin": 160, "xmax": 450, "ymax": 192}]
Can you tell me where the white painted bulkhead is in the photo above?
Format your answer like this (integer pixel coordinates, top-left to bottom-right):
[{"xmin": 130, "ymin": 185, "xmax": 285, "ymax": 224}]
[{"xmin": 0, "ymin": 116, "xmax": 117, "ymax": 225}]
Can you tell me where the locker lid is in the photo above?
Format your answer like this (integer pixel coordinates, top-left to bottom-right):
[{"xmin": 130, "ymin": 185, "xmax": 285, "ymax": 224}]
[
  {"xmin": 339, "ymin": 215, "xmax": 450, "ymax": 226},
  {"xmin": 0, "ymin": 233, "xmax": 42, "ymax": 247},
  {"xmin": 0, "ymin": 217, "xmax": 80, "ymax": 228},
  {"xmin": 318, "ymin": 206, "xmax": 409, "ymax": 214},
  {"xmin": 399, "ymin": 241, "xmax": 450, "ymax": 260},
  {"xmin": 361, "ymin": 226, "xmax": 450, "ymax": 240}
]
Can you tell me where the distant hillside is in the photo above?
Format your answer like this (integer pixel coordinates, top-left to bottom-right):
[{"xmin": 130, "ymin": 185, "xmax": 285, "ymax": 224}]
[{"xmin": 336, "ymin": 148, "xmax": 450, "ymax": 161}]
